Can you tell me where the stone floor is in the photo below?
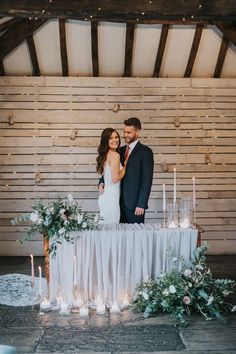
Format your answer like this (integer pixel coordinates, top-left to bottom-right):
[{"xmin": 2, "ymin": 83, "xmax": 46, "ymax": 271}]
[{"xmin": 0, "ymin": 256, "xmax": 236, "ymax": 354}]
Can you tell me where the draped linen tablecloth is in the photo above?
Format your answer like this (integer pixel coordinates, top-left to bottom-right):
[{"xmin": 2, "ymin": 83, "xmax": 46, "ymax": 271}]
[{"xmin": 49, "ymin": 224, "xmax": 198, "ymax": 306}]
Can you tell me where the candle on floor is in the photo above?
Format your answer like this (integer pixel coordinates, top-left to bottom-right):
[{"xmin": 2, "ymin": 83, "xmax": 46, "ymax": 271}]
[
  {"xmin": 38, "ymin": 266, "xmax": 42, "ymax": 298},
  {"xmin": 30, "ymin": 254, "xmax": 34, "ymax": 287},
  {"xmin": 79, "ymin": 306, "xmax": 89, "ymax": 317},
  {"xmin": 96, "ymin": 303, "xmax": 106, "ymax": 315},
  {"xmin": 60, "ymin": 300, "xmax": 70, "ymax": 314},
  {"xmin": 40, "ymin": 298, "xmax": 51, "ymax": 311},
  {"xmin": 180, "ymin": 218, "xmax": 191, "ymax": 229},
  {"xmin": 110, "ymin": 304, "xmax": 121, "ymax": 314}
]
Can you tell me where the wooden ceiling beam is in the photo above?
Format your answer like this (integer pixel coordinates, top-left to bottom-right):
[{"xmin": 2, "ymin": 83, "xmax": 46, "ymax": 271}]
[
  {"xmin": 59, "ymin": 19, "xmax": 68, "ymax": 77},
  {"xmin": 184, "ymin": 24, "xmax": 203, "ymax": 78},
  {"xmin": 215, "ymin": 22, "xmax": 236, "ymax": 47},
  {"xmin": 0, "ymin": 17, "xmax": 22, "ymax": 32},
  {"xmin": 153, "ymin": 24, "xmax": 169, "ymax": 78},
  {"xmin": 0, "ymin": 59, "xmax": 5, "ymax": 76},
  {"xmin": 213, "ymin": 35, "xmax": 229, "ymax": 78},
  {"xmin": 91, "ymin": 21, "xmax": 99, "ymax": 77},
  {"xmin": 0, "ymin": 18, "xmax": 47, "ymax": 59},
  {"xmin": 27, "ymin": 34, "xmax": 40, "ymax": 76},
  {"xmin": 0, "ymin": 0, "xmax": 235, "ymax": 21},
  {"xmin": 124, "ymin": 23, "xmax": 135, "ymax": 77}
]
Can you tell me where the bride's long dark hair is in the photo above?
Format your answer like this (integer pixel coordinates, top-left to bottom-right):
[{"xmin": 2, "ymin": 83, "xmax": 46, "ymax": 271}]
[{"xmin": 96, "ymin": 128, "xmax": 121, "ymax": 175}]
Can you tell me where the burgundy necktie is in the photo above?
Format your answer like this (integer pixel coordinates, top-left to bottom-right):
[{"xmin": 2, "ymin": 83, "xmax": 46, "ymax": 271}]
[{"xmin": 125, "ymin": 145, "xmax": 130, "ymax": 160}]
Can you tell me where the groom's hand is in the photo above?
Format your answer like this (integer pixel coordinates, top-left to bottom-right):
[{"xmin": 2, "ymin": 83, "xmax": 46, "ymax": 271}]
[
  {"xmin": 99, "ymin": 183, "xmax": 104, "ymax": 195},
  {"xmin": 135, "ymin": 207, "xmax": 144, "ymax": 216}
]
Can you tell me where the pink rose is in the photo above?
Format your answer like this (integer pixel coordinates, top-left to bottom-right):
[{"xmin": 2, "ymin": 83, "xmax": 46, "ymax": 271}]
[{"xmin": 183, "ymin": 296, "xmax": 191, "ymax": 305}]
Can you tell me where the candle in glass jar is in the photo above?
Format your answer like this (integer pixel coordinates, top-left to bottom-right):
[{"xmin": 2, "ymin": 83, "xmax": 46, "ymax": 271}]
[
  {"xmin": 38, "ymin": 266, "xmax": 42, "ymax": 297},
  {"xmin": 110, "ymin": 303, "xmax": 121, "ymax": 314},
  {"xmin": 40, "ymin": 298, "xmax": 51, "ymax": 311},
  {"xmin": 96, "ymin": 303, "xmax": 106, "ymax": 315},
  {"xmin": 79, "ymin": 306, "xmax": 89, "ymax": 317},
  {"xmin": 30, "ymin": 254, "xmax": 34, "ymax": 286},
  {"xmin": 173, "ymin": 168, "xmax": 176, "ymax": 205},
  {"xmin": 192, "ymin": 176, "xmax": 196, "ymax": 209},
  {"xmin": 163, "ymin": 183, "xmax": 166, "ymax": 211}
]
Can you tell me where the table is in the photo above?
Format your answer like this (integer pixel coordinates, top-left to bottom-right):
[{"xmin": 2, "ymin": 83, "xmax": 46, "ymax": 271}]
[{"xmin": 49, "ymin": 224, "xmax": 198, "ymax": 307}]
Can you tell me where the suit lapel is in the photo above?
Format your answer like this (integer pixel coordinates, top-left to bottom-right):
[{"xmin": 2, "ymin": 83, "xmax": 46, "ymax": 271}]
[{"xmin": 126, "ymin": 141, "xmax": 141, "ymax": 165}]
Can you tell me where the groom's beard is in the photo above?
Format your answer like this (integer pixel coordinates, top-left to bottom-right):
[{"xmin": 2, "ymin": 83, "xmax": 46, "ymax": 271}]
[{"xmin": 124, "ymin": 136, "xmax": 138, "ymax": 144}]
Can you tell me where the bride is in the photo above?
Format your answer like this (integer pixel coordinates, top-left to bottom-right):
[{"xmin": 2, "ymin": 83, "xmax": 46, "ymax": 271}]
[{"xmin": 96, "ymin": 128, "xmax": 127, "ymax": 224}]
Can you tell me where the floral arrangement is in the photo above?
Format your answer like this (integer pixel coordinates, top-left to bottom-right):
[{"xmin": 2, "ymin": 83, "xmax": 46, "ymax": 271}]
[
  {"xmin": 11, "ymin": 194, "xmax": 100, "ymax": 256},
  {"xmin": 131, "ymin": 244, "xmax": 236, "ymax": 326}
]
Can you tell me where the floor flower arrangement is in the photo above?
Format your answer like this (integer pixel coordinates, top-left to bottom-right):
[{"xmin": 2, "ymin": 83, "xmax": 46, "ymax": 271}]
[{"xmin": 131, "ymin": 243, "xmax": 236, "ymax": 326}]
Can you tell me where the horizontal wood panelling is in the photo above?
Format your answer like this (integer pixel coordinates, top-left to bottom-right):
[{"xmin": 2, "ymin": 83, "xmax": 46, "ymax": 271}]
[{"xmin": 0, "ymin": 77, "xmax": 236, "ymax": 255}]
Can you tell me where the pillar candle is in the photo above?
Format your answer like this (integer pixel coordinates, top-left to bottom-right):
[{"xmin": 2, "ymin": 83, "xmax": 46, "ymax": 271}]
[
  {"xmin": 192, "ymin": 176, "xmax": 196, "ymax": 210},
  {"xmin": 73, "ymin": 255, "xmax": 77, "ymax": 286},
  {"xmin": 30, "ymin": 254, "xmax": 34, "ymax": 286},
  {"xmin": 173, "ymin": 168, "xmax": 176, "ymax": 204},
  {"xmin": 38, "ymin": 266, "xmax": 42, "ymax": 297},
  {"xmin": 163, "ymin": 183, "xmax": 166, "ymax": 211}
]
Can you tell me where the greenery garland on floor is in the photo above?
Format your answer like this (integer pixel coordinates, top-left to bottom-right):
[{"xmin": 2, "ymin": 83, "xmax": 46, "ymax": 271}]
[{"xmin": 131, "ymin": 244, "xmax": 236, "ymax": 326}]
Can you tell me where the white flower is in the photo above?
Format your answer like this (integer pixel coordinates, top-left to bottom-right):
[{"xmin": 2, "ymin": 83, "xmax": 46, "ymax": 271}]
[
  {"xmin": 82, "ymin": 222, "xmax": 87, "ymax": 229},
  {"xmin": 46, "ymin": 208, "xmax": 51, "ymax": 215},
  {"xmin": 58, "ymin": 227, "xmax": 65, "ymax": 235},
  {"xmin": 223, "ymin": 290, "xmax": 230, "ymax": 296},
  {"xmin": 184, "ymin": 269, "xmax": 192, "ymax": 277},
  {"xmin": 172, "ymin": 257, "xmax": 178, "ymax": 263},
  {"xmin": 30, "ymin": 212, "xmax": 38, "ymax": 222},
  {"xmin": 64, "ymin": 220, "xmax": 69, "ymax": 225},
  {"xmin": 94, "ymin": 214, "xmax": 99, "ymax": 223},
  {"xmin": 59, "ymin": 208, "xmax": 65, "ymax": 214},
  {"xmin": 67, "ymin": 193, "xmax": 73, "ymax": 203},
  {"xmin": 183, "ymin": 296, "xmax": 191, "ymax": 305},
  {"xmin": 77, "ymin": 214, "xmax": 83, "ymax": 224},
  {"xmin": 50, "ymin": 207, "xmax": 54, "ymax": 213},
  {"xmin": 162, "ymin": 288, "xmax": 169, "ymax": 296},
  {"xmin": 37, "ymin": 218, "xmax": 43, "ymax": 224},
  {"xmin": 169, "ymin": 285, "xmax": 176, "ymax": 294},
  {"xmin": 207, "ymin": 295, "xmax": 214, "ymax": 305},
  {"xmin": 188, "ymin": 282, "xmax": 193, "ymax": 288},
  {"xmin": 142, "ymin": 291, "xmax": 149, "ymax": 300},
  {"xmin": 231, "ymin": 305, "xmax": 236, "ymax": 312}
]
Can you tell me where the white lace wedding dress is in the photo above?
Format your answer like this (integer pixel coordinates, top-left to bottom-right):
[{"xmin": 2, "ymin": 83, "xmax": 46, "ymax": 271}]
[{"xmin": 98, "ymin": 163, "xmax": 120, "ymax": 224}]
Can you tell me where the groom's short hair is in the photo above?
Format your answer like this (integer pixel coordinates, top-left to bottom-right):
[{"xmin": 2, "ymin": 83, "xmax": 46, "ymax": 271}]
[{"xmin": 124, "ymin": 117, "xmax": 141, "ymax": 130}]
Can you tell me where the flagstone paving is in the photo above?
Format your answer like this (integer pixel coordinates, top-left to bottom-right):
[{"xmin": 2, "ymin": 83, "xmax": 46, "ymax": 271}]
[{"xmin": 0, "ymin": 256, "xmax": 236, "ymax": 354}]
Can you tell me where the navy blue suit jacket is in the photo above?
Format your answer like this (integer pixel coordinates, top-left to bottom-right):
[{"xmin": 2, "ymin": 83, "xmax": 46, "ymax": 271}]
[{"xmin": 120, "ymin": 142, "xmax": 154, "ymax": 211}]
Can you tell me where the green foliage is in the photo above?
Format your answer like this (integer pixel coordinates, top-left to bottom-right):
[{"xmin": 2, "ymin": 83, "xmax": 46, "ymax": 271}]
[
  {"xmin": 131, "ymin": 243, "xmax": 236, "ymax": 326},
  {"xmin": 11, "ymin": 194, "xmax": 100, "ymax": 257}
]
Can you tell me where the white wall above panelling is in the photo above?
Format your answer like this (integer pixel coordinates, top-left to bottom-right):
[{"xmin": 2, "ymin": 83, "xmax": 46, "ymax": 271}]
[
  {"xmin": 66, "ymin": 20, "xmax": 93, "ymax": 77},
  {"xmin": 192, "ymin": 26, "xmax": 222, "ymax": 78},
  {"xmin": 1, "ymin": 19, "xmax": 236, "ymax": 78},
  {"xmin": 132, "ymin": 24, "xmax": 162, "ymax": 77},
  {"xmin": 221, "ymin": 43, "xmax": 236, "ymax": 78},
  {"xmin": 160, "ymin": 25, "xmax": 195, "ymax": 78},
  {"xmin": 98, "ymin": 22, "xmax": 126, "ymax": 77},
  {"xmin": 3, "ymin": 41, "xmax": 32, "ymax": 76},
  {"xmin": 33, "ymin": 20, "xmax": 62, "ymax": 76}
]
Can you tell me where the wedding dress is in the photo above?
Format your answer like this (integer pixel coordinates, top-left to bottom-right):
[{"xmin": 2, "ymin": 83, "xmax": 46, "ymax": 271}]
[{"xmin": 98, "ymin": 163, "xmax": 120, "ymax": 224}]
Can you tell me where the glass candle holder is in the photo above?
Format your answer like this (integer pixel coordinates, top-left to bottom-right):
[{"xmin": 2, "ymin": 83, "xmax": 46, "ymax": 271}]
[
  {"xmin": 180, "ymin": 197, "xmax": 192, "ymax": 228},
  {"xmin": 167, "ymin": 203, "xmax": 178, "ymax": 228}
]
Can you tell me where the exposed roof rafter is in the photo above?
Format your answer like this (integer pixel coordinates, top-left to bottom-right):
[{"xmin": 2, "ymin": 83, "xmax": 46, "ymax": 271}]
[
  {"xmin": 59, "ymin": 19, "xmax": 68, "ymax": 76},
  {"xmin": 124, "ymin": 23, "xmax": 135, "ymax": 77},
  {"xmin": 214, "ymin": 35, "xmax": 229, "ymax": 78},
  {"xmin": 27, "ymin": 34, "xmax": 40, "ymax": 76},
  {"xmin": 0, "ymin": 18, "xmax": 47, "ymax": 59},
  {"xmin": 184, "ymin": 24, "xmax": 203, "ymax": 78},
  {"xmin": 153, "ymin": 24, "xmax": 169, "ymax": 78},
  {"xmin": 91, "ymin": 21, "xmax": 99, "ymax": 77}
]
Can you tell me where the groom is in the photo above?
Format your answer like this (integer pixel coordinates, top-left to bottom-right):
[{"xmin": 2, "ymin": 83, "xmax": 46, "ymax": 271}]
[{"xmin": 100, "ymin": 117, "xmax": 154, "ymax": 223}]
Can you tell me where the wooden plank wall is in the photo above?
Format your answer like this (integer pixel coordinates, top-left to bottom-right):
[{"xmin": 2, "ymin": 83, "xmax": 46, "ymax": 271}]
[{"xmin": 0, "ymin": 77, "xmax": 236, "ymax": 255}]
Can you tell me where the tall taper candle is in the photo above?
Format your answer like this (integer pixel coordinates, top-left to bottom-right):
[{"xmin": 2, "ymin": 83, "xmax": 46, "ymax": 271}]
[
  {"xmin": 73, "ymin": 255, "xmax": 77, "ymax": 286},
  {"xmin": 163, "ymin": 183, "xmax": 166, "ymax": 211},
  {"xmin": 192, "ymin": 176, "xmax": 196, "ymax": 209},
  {"xmin": 30, "ymin": 254, "xmax": 34, "ymax": 286},
  {"xmin": 173, "ymin": 168, "xmax": 176, "ymax": 204},
  {"xmin": 38, "ymin": 266, "xmax": 42, "ymax": 297}
]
